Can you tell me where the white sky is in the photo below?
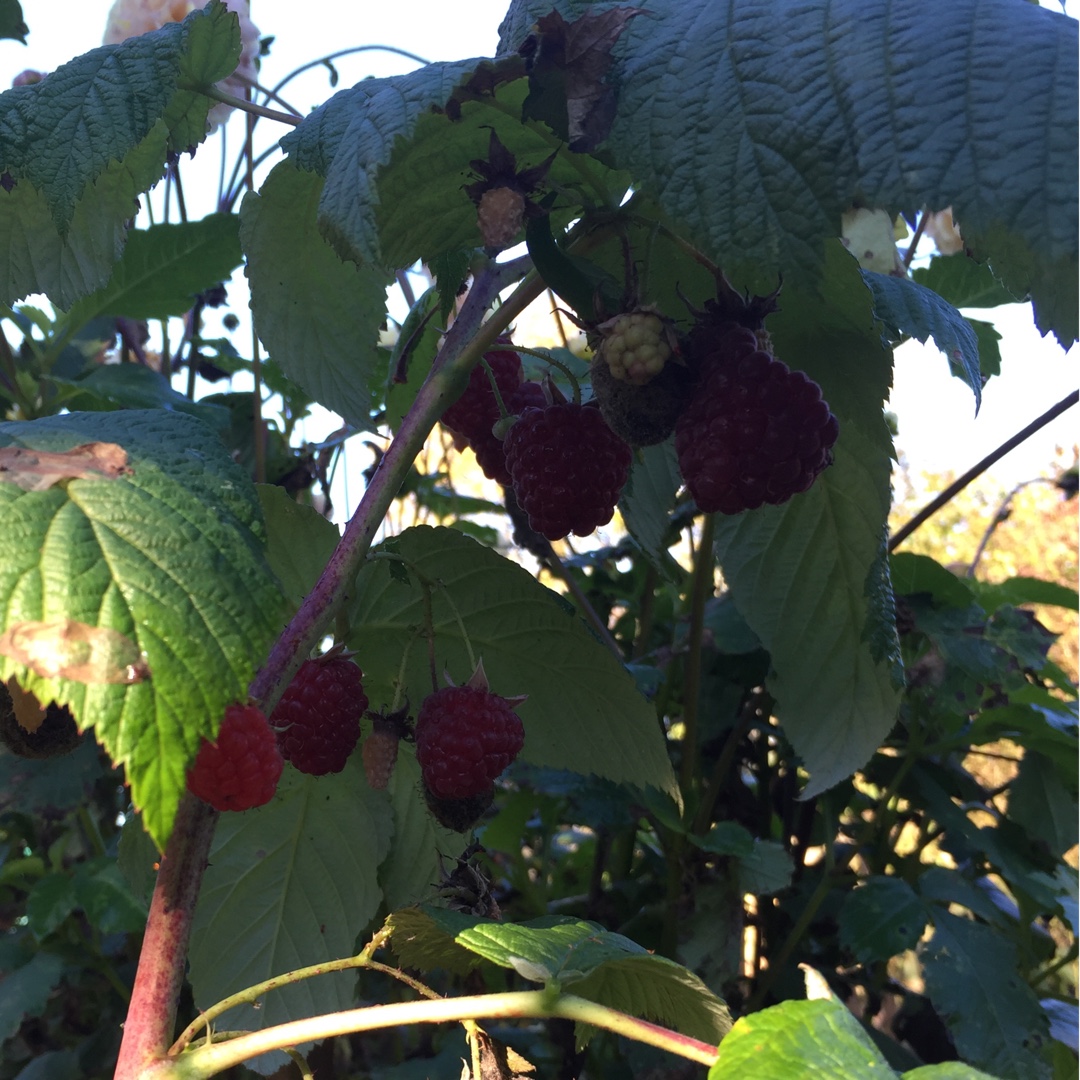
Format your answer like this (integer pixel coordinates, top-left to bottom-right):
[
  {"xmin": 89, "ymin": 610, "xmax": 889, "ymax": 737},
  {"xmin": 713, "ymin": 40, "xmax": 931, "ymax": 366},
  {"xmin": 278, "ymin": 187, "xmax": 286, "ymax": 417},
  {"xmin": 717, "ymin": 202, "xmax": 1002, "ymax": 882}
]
[{"xmin": 0, "ymin": 0, "xmax": 1075, "ymax": 514}]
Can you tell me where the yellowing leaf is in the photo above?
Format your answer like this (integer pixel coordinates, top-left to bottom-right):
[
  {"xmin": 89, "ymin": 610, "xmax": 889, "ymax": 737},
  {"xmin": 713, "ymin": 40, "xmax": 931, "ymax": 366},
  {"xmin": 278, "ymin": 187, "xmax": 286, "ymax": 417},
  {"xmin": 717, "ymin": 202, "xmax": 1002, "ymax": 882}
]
[
  {"xmin": 0, "ymin": 619, "xmax": 149, "ymax": 684},
  {"xmin": 0, "ymin": 442, "xmax": 131, "ymax": 491}
]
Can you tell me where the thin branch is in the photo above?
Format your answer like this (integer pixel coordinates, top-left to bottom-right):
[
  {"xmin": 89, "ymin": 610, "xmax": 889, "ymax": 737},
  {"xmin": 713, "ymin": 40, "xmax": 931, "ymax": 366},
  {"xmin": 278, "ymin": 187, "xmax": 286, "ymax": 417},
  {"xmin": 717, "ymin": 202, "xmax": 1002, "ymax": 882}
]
[{"xmin": 889, "ymin": 391, "xmax": 1078, "ymax": 552}]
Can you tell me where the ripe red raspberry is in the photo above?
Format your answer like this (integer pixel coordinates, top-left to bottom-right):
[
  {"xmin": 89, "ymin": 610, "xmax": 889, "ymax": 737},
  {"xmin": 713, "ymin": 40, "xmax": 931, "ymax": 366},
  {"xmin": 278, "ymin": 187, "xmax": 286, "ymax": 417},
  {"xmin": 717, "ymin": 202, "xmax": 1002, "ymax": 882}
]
[
  {"xmin": 187, "ymin": 703, "xmax": 282, "ymax": 812},
  {"xmin": 504, "ymin": 402, "xmax": 632, "ymax": 540},
  {"xmin": 271, "ymin": 655, "xmax": 368, "ymax": 776},
  {"xmin": 441, "ymin": 343, "xmax": 522, "ymax": 448},
  {"xmin": 675, "ymin": 327, "xmax": 839, "ymax": 515},
  {"xmin": 415, "ymin": 679, "xmax": 525, "ymax": 801}
]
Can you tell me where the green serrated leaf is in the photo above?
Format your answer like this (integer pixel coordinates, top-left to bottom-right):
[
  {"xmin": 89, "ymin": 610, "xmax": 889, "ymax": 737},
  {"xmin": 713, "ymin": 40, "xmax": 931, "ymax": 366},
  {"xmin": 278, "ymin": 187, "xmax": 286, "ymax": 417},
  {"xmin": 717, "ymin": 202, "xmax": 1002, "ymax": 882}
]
[
  {"xmin": 240, "ymin": 162, "xmax": 390, "ymax": 429},
  {"xmin": 714, "ymin": 249, "xmax": 902, "ymax": 798},
  {"xmin": 912, "ymin": 253, "xmax": 1020, "ymax": 309},
  {"xmin": 0, "ymin": 2, "xmax": 240, "ymax": 306},
  {"xmin": 256, "ymin": 484, "xmax": 339, "ymax": 610},
  {"xmin": 861, "ymin": 271, "xmax": 982, "ymax": 409},
  {"xmin": 738, "ymin": 840, "xmax": 795, "ymax": 896},
  {"xmin": 189, "ymin": 760, "xmax": 393, "ymax": 1057},
  {"xmin": 0, "ymin": 951, "xmax": 65, "ymax": 1042},
  {"xmin": 72, "ymin": 859, "xmax": 146, "ymax": 935},
  {"xmin": 839, "ymin": 877, "xmax": 929, "ymax": 964},
  {"xmin": 890, "ymin": 553, "xmax": 977, "ymax": 609},
  {"xmin": 392, "ymin": 908, "xmax": 730, "ymax": 1045},
  {"xmin": 619, "ymin": 440, "xmax": 682, "ymax": 578},
  {"xmin": 0, "ymin": 410, "xmax": 288, "ymax": 846},
  {"xmin": 64, "ymin": 215, "xmax": 242, "ymax": 324},
  {"xmin": 966, "ymin": 318, "xmax": 1002, "ymax": 378},
  {"xmin": 709, "ymin": 998, "xmax": 895, "ymax": 1079},
  {"xmin": 1009, "ymin": 752, "xmax": 1078, "ymax": 856},
  {"xmin": 594, "ymin": 0, "xmax": 1076, "ymax": 343},
  {"xmin": 922, "ymin": 912, "xmax": 1051, "ymax": 1079},
  {"xmin": 692, "ymin": 821, "xmax": 755, "ymax": 859},
  {"xmin": 346, "ymin": 525, "xmax": 677, "ymax": 797},
  {"xmin": 966, "ymin": 576, "xmax": 1079, "ymax": 614}
]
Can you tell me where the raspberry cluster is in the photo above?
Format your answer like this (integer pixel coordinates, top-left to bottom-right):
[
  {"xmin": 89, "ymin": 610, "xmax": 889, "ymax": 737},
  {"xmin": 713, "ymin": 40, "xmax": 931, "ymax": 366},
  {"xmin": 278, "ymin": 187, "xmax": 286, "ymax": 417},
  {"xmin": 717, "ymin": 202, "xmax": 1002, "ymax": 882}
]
[{"xmin": 271, "ymin": 654, "xmax": 368, "ymax": 776}]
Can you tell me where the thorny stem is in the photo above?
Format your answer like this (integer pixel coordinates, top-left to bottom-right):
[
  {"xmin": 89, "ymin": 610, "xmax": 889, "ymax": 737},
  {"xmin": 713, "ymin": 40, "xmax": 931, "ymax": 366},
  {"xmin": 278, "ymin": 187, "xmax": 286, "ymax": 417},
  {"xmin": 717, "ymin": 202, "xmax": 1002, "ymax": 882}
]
[
  {"xmin": 147, "ymin": 991, "xmax": 719, "ymax": 1077},
  {"xmin": 889, "ymin": 390, "xmax": 1078, "ymax": 551},
  {"xmin": 118, "ymin": 259, "xmax": 542, "ymax": 1078}
]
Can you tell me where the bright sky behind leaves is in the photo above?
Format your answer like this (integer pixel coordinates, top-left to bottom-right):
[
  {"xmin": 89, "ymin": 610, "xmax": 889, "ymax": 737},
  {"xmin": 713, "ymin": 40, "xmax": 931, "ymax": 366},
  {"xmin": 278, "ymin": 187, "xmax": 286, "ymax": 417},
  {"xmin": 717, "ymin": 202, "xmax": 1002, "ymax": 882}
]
[{"xmin": 0, "ymin": 0, "xmax": 1075, "ymax": 501}]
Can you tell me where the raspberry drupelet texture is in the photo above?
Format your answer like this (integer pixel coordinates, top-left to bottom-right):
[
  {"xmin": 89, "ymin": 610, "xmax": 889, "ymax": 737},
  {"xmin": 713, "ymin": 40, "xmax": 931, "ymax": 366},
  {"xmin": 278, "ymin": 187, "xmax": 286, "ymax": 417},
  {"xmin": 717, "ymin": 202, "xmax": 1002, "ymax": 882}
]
[
  {"xmin": 504, "ymin": 401, "xmax": 632, "ymax": 540},
  {"xmin": 187, "ymin": 702, "xmax": 283, "ymax": 812},
  {"xmin": 675, "ymin": 326, "xmax": 839, "ymax": 515},
  {"xmin": 271, "ymin": 655, "xmax": 368, "ymax": 775},
  {"xmin": 414, "ymin": 684, "xmax": 525, "ymax": 800},
  {"xmin": 598, "ymin": 310, "xmax": 673, "ymax": 385}
]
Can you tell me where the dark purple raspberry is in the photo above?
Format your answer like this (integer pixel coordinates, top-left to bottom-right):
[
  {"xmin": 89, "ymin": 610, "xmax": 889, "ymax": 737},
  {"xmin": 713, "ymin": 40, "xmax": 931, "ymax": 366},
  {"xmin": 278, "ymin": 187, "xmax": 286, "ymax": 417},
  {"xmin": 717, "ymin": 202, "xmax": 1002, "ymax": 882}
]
[
  {"xmin": 271, "ymin": 655, "xmax": 368, "ymax": 776},
  {"xmin": 675, "ymin": 327, "xmax": 839, "ymax": 515},
  {"xmin": 471, "ymin": 380, "xmax": 548, "ymax": 485},
  {"xmin": 187, "ymin": 703, "xmax": 283, "ymax": 812},
  {"xmin": 504, "ymin": 402, "xmax": 632, "ymax": 540},
  {"xmin": 414, "ymin": 684, "xmax": 525, "ymax": 800}
]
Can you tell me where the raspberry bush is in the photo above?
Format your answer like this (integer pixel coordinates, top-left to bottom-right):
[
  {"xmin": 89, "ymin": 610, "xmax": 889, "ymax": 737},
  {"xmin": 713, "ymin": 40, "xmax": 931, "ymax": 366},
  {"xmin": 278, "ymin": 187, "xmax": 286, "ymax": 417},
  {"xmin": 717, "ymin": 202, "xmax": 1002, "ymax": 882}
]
[{"xmin": 0, "ymin": 2, "xmax": 1074, "ymax": 1079}]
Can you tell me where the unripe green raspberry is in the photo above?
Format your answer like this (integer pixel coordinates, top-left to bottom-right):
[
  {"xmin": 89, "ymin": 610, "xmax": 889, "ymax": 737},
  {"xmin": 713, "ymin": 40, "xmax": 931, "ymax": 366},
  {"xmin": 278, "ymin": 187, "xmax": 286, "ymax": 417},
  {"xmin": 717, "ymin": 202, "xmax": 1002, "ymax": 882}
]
[{"xmin": 599, "ymin": 310, "xmax": 673, "ymax": 385}]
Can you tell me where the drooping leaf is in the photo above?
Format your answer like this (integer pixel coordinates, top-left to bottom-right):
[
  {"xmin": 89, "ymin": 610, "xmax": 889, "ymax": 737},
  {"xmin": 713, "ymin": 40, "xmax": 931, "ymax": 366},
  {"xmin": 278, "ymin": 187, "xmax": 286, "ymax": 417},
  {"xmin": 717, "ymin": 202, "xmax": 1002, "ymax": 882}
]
[
  {"xmin": 63, "ymin": 214, "xmax": 243, "ymax": 325},
  {"xmin": 390, "ymin": 907, "xmax": 731, "ymax": 1045},
  {"xmin": 708, "ymin": 998, "xmax": 895, "ymax": 1079},
  {"xmin": 618, "ymin": 440, "xmax": 682, "ymax": 576},
  {"xmin": 346, "ymin": 525, "xmax": 677, "ymax": 797},
  {"xmin": 839, "ymin": 877, "xmax": 929, "ymax": 964},
  {"xmin": 189, "ymin": 760, "xmax": 393, "ymax": 1061},
  {"xmin": 861, "ymin": 271, "xmax": 982, "ymax": 410},
  {"xmin": 921, "ymin": 911, "xmax": 1052, "ymax": 1079},
  {"xmin": 0, "ymin": 1, "xmax": 241, "ymax": 306},
  {"xmin": 713, "ymin": 248, "xmax": 902, "ymax": 798},
  {"xmin": 912, "ymin": 253, "xmax": 1020, "ymax": 309},
  {"xmin": 240, "ymin": 162, "xmax": 391, "ymax": 429},
  {"xmin": 500, "ymin": 0, "xmax": 1078, "ymax": 346},
  {"xmin": 0, "ymin": 410, "xmax": 288, "ymax": 846}
]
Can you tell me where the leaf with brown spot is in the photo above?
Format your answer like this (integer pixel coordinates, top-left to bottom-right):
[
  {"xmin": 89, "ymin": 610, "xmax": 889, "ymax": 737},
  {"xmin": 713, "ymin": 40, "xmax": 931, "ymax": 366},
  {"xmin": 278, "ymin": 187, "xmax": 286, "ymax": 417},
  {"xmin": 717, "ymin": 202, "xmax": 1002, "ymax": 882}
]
[
  {"xmin": 0, "ymin": 619, "xmax": 150, "ymax": 684},
  {"xmin": 0, "ymin": 442, "xmax": 131, "ymax": 491},
  {"xmin": 522, "ymin": 8, "xmax": 645, "ymax": 152}
]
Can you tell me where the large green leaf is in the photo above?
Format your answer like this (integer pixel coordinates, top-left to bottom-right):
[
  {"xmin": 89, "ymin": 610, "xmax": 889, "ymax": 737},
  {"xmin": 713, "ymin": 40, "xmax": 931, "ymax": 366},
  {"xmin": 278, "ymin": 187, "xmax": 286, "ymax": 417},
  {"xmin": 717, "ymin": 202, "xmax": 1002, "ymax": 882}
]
[
  {"xmin": 256, "ymin": 484, "xmax": 340, "ymax": 611},
  {"xmin": 713, "ymin": 248, "xmax": 902, "ymax": 798},
  {"xmin": 839, "ymin": 877, "xmax": 929, "ymax": 964},
  {"xmin": 189, "ymin": 760, "xmax": 393, "ymax": 1063},
  {"xmin": 240, "ymin": 162, "xmax": 391, "ymax": 429},
  {"xmin": 0, "ymin": 1, "xmax": 241, "ymax": 307},
  {"xmin": 921, "ymin": 912, "xmax": 1051, "ymax": 1080},
  {"xmin": 498, "ymin": 0, "xmax": 1078, "ymax": 346},
  {"xmin": 0, "ymin": 410, "xmax": 287, "ymax": 846},
  {"xmin": 64, "ymin": 215, "xmax": 242, "ymax": 325},
  {"xmin": 618, "ymin": 440, "xmax": 683, "ymax": 576},
  {"xmin": 708, "ymin": 998, "xmax": 895, "ymax": 1079},
  {"xmin": 912, "ymin": 253, "xmax": 1020, "ymax": 309},
  {"xmin": 346, "ymin": 525, "xmax": 676, "ymax": 796},
  {"xmin": 390, "ymin": 907, "xmax": 731, "ymax": 1046}
]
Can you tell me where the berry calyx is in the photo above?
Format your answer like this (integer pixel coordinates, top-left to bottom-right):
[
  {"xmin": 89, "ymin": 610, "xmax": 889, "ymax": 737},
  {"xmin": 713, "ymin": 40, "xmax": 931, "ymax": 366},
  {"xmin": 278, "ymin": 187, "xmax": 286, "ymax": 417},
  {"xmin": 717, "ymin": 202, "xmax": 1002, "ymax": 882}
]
[
  {"xmin": 597, "ymin": 309, "xmax": 675, "ymax": 385},
  {"xmin": 504, "ymin": 401, "xmax": 632, "ymax": 540},
  {"xmin": 675, "ymin": 326, "xmax": 839, "ymax": 515},
  {"xmin": 414, "ymin": 663, "xmax": 525, "ymax": 801},
  {"xmin": 271, "ymin": 654, "xmax": 368, "ymax": 776},
  {"xmin": 187, "ymin": 702, "xmax": 282, "ymax": 812}
]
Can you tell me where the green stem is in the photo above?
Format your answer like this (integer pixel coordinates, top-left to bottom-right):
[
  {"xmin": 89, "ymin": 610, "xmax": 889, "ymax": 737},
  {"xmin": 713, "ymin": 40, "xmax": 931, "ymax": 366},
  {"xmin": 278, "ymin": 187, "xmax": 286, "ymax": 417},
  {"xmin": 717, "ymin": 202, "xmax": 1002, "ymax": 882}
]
[
  {"xmin": 1031, "ymin": 944, "xmax": 1079, "ymax": 989},
  {"xmin": 152, "ymin": 991, "xmax": 718, "ymax": 1077},
  {"xmin": 179, "ymin": 81, "xmax": 302, "ymax": 127}
]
